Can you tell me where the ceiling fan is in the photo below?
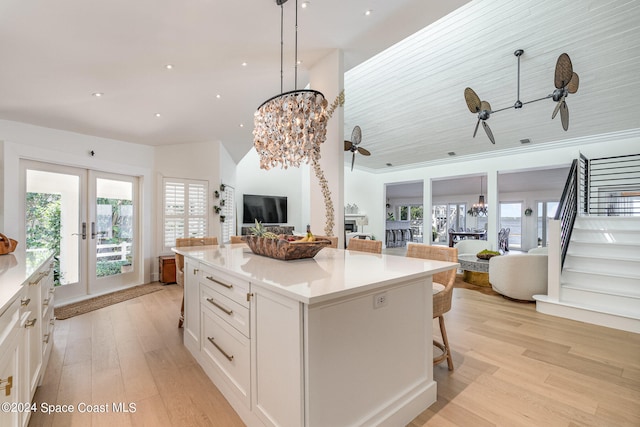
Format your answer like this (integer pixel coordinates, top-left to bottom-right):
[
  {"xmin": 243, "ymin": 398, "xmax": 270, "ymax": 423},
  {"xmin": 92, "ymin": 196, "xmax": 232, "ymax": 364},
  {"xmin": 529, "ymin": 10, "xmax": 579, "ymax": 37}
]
[
  {"xmin": 463, "ymin": 50, "xmax": 580, "ymax": 144},
  {"xmin": 464, "ymin": 88, "xmax": 495, "ymax": 144},
  {"xmin": 552, "ymin": 53, "xmax": 580, "ymax": 131},
  {"xmin": 344, "ymin": 125, "xmax": 371, "ymax": 171}
]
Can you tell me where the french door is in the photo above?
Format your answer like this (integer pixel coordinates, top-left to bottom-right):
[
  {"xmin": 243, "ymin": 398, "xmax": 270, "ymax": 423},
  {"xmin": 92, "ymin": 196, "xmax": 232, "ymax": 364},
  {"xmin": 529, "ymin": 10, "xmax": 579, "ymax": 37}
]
[{"xmin": 22, "ymin": 161, "xmax": 140, "ymax": 302}]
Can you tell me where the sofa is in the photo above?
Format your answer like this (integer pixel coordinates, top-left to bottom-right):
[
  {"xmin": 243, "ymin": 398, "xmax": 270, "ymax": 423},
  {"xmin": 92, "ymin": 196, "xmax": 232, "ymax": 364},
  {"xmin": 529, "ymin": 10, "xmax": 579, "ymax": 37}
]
[
  {"xmin": 454, "ymin": 239, "xmax": 493, "ymax": 256},
  {"xmin": 488, "ymin": 253, "xmax": 548, "ymax": 301}
]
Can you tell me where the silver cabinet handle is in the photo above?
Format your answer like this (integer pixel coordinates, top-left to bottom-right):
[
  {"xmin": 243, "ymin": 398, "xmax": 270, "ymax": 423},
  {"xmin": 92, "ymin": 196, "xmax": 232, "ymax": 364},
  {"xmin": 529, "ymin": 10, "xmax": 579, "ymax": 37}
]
[
  {"xmin": 206, "ymin": 276, "xmax": 232, "ymax": 289},
  {"xmin": 20, "ymin": 298, "xmax": 31, "ymax": 307},
  {"xmin": 43, "ymin": 334, "xmax": 51, "ymax": 344},
  {"xmin": 25, "ymin": 318, "xmax": 37, "ymax": 328},
  {"xmin": 207, "ymin": 336, "xmax": 234, "ymax": 361},
  {"xmin": 206, "ymin": 298, "xmax": 233, "ymax": 316}
]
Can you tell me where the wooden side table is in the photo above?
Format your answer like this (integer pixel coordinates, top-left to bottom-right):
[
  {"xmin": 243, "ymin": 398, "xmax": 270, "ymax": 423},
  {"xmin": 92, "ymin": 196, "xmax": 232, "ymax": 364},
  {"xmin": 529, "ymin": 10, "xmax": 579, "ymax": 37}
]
[{"xmin": 159, "ymin": 255, "xmax": 176, "ymax": 284}]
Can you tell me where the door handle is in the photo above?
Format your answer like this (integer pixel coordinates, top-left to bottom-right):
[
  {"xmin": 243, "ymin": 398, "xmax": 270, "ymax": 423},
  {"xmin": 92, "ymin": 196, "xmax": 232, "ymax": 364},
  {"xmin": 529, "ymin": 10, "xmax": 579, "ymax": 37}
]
[
  {"xmin": 72, "ymin": 222, "xmax": 87, "ymax": 240},
  {"xmin": 91, "ymin": 222, "xmax": 97, "ymax": 239}
]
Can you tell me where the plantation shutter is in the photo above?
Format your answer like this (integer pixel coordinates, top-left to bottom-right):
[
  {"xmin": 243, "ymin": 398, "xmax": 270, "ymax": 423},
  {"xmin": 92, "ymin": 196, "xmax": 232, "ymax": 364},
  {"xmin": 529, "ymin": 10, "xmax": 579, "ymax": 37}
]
[
  {"xmin": 221, "ymin": 185, "xmax": 235, "ymax": 243},
  {"xmin": 163, "ymin": 178, "xmax": 208, "ymax": 250}
]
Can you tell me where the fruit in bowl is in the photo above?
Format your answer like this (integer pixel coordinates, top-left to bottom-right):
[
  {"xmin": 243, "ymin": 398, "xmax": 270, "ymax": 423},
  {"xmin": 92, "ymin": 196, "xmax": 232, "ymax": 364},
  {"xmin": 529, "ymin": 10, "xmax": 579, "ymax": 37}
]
[{"xmin": 476, "ymin": 249, "xmax": 501, "ymax": 260}]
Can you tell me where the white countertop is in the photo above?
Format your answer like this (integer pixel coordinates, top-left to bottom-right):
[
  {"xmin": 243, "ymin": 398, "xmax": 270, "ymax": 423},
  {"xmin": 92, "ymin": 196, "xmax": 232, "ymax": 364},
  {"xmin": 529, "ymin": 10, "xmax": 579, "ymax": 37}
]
[
  {"xmin": 174, "ymin": 244, "xmax": 459, "ymax": 305},
  {"xmin": 0, "ymin": 249, "xmax": 53, "ymax": 315}
]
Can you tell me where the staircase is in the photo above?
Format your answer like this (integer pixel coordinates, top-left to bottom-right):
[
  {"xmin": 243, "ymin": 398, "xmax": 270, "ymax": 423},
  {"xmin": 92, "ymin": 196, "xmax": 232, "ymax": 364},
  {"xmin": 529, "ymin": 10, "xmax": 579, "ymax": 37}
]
[{"xmin": 536, "ymin": 216, "xmax": 640, "ymax": 333}]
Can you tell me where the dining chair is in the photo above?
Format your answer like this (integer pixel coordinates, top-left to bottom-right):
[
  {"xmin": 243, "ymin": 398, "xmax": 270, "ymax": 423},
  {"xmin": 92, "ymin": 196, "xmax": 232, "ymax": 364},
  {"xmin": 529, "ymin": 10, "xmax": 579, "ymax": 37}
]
[
  {"xmin": 347, "ymin": 238, "xmax": 382, "ymax": 254},
  {"xmin": 175, "ymin": 236, "xmax": 218, "ymax": 328},
  {"xmin": 314, "ymin": 235, "xmax": 338, "ymax": 248},
  {"xmin": 230, "ymin": 235, "xmax": 245, "ymax": 244},
  {"xmin": 406, "ymin": 243, "xmax": 458, "ymax": 370}
]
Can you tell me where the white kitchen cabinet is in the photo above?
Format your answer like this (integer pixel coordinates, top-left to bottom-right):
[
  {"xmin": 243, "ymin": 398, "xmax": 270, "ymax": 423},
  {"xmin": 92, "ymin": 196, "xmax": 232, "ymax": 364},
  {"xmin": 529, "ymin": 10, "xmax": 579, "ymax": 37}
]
[
  {"xmin": 175, "ymin": 245, "xmax": 458, "ymax": 427},
  {"xmin": 0, "ymin": 297, "xmax": 22, "ymax": 427},
  {"xmin": 0, "ymin": 251, "xmax": 54, "ymax": 427},
  {"xmin": 183, "ymin": 258, "xmax": 201, "ymax": 352}
]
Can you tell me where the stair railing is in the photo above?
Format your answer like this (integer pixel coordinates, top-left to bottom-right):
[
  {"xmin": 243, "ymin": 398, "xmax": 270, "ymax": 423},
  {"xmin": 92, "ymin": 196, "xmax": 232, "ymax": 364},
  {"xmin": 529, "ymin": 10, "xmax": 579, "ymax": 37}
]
[
  {"xmin": 584, "ymin": 153, "xmax": 640, "ymax": 216},
  {"xmin": 554, "ymin": 159, "xmax": 579, "ymax": 268}
]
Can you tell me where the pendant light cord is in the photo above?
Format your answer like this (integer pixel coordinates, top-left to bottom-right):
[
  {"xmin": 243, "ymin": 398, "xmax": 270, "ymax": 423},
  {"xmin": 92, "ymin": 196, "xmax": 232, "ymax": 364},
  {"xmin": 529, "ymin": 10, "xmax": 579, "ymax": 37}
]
[
  {"xmin": 280, "ymin": 3, "xmax": 284, "ymax": 94},
  {"xmin": 294, "ymin": 0, "xmax": 298, "ymax": 90}
]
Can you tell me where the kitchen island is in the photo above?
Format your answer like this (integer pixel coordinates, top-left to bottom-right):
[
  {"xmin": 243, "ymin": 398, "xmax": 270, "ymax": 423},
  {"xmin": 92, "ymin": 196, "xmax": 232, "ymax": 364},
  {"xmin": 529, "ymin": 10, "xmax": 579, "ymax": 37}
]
[{"xmin": 174, "ymin": 244, "xmax": 458, "ymax": 427}]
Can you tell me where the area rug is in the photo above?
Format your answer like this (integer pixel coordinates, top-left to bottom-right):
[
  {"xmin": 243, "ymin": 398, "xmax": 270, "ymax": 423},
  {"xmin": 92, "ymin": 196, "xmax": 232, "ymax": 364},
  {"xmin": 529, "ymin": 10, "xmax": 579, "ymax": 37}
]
[{"xmin": 54, "ymin": 283, "xmax": 166, "ymax": 320}]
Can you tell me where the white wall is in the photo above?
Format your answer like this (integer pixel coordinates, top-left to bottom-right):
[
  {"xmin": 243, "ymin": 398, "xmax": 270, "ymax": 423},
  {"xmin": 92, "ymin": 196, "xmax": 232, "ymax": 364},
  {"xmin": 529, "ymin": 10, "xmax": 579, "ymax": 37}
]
[
  {"xmin": 236, "ymin": 149, "xmax": 307, "ymax": 233},
  {"xmin": 0, "ymin": 119, "xmax": 155, "ymax": 283},
  {"xmin": 155, "ymin": 140, "xmax": 224, "ymax": 249}
]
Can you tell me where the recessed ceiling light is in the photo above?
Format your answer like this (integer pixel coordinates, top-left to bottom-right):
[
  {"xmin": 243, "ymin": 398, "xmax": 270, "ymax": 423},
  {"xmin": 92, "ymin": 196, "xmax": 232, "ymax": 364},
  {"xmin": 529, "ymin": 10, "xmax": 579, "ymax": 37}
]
[
  {"xmin": 448, "ymin": 152, "xmax": 456, "ymax": 156},
  {"xmin": 92, "ymin": 92, "xmax": 103, "ymax": 97},
  {"xmin": 165, "ymin": 64, "xmax": 173, "ymax": 70},
  {"xmin": 242, "ymin": 62, "xmax": 248, "ymax": 67},
  {"xmin": 297, "ymin": 60, "xmax": 302, "ymax": 65},
  {"xmin": 365, "ymin": 9, "xmax": 372, "ymax": 16},
  {"xmin": 216, "ymin": 94, "xmax": 221, "ymax": 99},
  {"xmin": 239, "ymin": 123, "xmax": 244, "ymax": 128},
  {"xmin": 155, "ymin": 113, "xmax": 161, "ymax": 117},
  {"xmin": 301, "ymin": 1, "xmax": 310, "ymax": 8}
]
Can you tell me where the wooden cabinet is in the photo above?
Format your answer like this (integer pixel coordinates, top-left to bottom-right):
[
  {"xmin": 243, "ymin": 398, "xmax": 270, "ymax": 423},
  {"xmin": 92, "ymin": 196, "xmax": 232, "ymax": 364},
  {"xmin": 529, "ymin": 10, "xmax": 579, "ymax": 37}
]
[{"xmin": 159, "ymin": 255, "xmax": 176, "ymax": 284}]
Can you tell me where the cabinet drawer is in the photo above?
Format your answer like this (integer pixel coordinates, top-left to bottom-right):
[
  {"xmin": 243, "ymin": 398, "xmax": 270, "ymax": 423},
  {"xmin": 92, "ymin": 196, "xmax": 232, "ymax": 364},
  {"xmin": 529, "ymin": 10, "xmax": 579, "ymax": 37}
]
[
  {"xmin": 0, "ymin": 298, "xmax": 21, "ymax": 349},
  {"xmin": 201, "ymin": 284, "xmax": 250, "ymax": 338},
  {"xmin": 198, "ymin": 265, "xmax": 249, "ymax": 308},
  {"xmin": 202, "ymin": 308, "xmax": 250, "ymax": 405}
]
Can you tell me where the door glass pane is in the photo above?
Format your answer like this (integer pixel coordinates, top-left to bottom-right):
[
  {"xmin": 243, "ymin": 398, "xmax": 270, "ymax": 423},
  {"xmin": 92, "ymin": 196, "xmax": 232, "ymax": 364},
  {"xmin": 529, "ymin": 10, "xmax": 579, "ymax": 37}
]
[
  {"xmin": 500, "ymin": 202, "xmax": 522, "ymax": 249},
  {"xmin": 96, "ymin": 178, "xmax": 133, "ymax": 278},
  {"xmin": 26, "ymin": 170, "xmax": 80, "ymax": 286}
]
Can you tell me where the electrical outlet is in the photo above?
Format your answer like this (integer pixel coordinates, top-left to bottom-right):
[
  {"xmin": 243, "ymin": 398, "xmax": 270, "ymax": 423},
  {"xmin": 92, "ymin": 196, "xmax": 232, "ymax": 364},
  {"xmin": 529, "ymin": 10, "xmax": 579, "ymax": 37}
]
[{"xmin": 373, "ymin": 292, "xmax": 387, "ymax": 309}]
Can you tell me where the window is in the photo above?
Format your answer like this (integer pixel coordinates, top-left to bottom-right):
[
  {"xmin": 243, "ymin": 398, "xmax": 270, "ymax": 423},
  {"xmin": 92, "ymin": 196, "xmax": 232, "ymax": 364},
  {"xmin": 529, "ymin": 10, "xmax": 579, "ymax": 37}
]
[
  {"xmin": 163, "ymin": 178, "xmax": 208, "ymax": 250},
  {"xmin": 499, "ymin": 202, "xmax": 522, "ymax": 249}
]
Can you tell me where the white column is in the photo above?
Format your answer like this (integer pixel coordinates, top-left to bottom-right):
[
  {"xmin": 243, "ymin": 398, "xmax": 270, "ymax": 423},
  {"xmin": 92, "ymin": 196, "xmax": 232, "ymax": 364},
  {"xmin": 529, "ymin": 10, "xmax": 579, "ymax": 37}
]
[
  {"xmin": 308, "ymin": 49, "xmax": 344, "ymax": 247},
  {"xmin": 487, "ymin": 170, "xmax": 499, "ymax": 250}
]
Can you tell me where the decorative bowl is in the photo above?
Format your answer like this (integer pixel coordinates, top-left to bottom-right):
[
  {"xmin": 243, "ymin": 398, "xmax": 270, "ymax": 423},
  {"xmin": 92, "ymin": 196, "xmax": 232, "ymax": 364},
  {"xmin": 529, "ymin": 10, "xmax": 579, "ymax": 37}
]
[
  {"xmin": 245, "ymin": 235, "xmax": 331, "ymax": 261},
  {"xmin": 476, "ymin": 250, "xmax": 500, "ymax": 260}
]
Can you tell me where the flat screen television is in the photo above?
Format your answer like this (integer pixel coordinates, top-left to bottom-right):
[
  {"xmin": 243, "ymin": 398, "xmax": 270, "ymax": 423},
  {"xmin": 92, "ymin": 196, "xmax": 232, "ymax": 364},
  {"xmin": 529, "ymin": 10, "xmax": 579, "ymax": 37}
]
[{"xmin": 243, "ymin": 194, "xmax": 288, "ymax": 224}]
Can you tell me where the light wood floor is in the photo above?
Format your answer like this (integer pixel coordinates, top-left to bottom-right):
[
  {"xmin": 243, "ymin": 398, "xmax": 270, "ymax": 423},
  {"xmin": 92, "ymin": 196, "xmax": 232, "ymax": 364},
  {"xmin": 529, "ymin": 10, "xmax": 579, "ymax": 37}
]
[{"xmin": 29, "ymin": 283, "xmax": 640, "ymax": 427}]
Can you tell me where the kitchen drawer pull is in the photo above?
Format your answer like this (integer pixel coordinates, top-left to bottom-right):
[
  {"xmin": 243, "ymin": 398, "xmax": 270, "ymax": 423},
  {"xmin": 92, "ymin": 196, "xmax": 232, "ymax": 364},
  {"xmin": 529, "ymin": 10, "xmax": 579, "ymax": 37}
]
[
  {"xmin": 49, "ymin": 287, "xmax": 56, "ymax": 294},
  {"xmin": 206, "ymin": 276, "xmax": 233, "ymax": 289},
  {"xmin": 206, "ymin": 297, "xmax": 233, "ymax": 316},
  {"xmin": 20, "ymin": 298, "xmax": 31, "ymax": 307},
  {"xmin": 29, "ymin": 272, "xmax": 45, "ymax": 286},
  {"xmin": 50, "ymin": 318, "xmax": 56, "ymax": 325},
  {"xmin": 43, "ymin": 298, "xmax": 51, "ymax": 306},
  {"xmin": 43, "ymin": 333, "xmax": 51, "ymax": 344},
  {"xmin": 207, "ymin": 336, "xmax": 234, "ymax": 361},
  {"xmin": 25, "ymin": 318, "xmax": 37, "ymax": 328},
  {"xmin": 0, "ymin": 376, "xmax": 13, "ymax": 397}
]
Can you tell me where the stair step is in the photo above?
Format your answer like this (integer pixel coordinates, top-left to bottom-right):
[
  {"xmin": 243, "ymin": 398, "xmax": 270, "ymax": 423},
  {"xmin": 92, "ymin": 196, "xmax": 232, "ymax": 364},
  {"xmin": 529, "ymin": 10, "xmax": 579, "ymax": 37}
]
[
  {"xmin": 574, "ymin": 216, "xmax": 640, "ymax": 231},
  {"xmin": 570, "ymin": 229, "xmax": 640, "ymax": 245},
  {"xmin": 563, "ymin": 255, "xmax": 640, "ymax": 275},
  {"xmin": 567, "ymin": 241, "xmax": 640, "ymax": 258},
  {"xmin": 560, "ymin": 286, "xmax": 640, "ymax": 319},
  {"xmin": 561, "ymin": 269, "xmax": 640, "ymax": 294}
]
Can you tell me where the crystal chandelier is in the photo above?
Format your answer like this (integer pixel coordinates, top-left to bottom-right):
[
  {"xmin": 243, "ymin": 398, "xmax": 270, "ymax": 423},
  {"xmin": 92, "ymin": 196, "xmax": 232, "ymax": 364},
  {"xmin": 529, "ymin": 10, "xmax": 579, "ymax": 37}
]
[
  {"xmin": 253, "ymin": 0, "xmax": 328, "ymax": 170},
  {"xmin": 469, "ymin": 176, "xmax": 488, "ymax": 217}
]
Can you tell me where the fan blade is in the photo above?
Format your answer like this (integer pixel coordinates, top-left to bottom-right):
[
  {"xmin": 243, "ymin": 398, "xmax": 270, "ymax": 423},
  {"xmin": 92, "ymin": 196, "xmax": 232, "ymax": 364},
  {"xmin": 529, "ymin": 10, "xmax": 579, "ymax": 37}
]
[
  {"xmin": 351, "ymin": 126, "xmax": 362, "ymax": 146},
  {"xmin": 551, "ymin": 94, "xmax": 564, "ymax": 119},
  {"xmin": 567, "ymin": 72, "xmax": 579, "ymax": 94},
  {"xmin": 482, "ymin": 121, "xmax": 495, "ymax": 144},
  {"xmin": 473, "ymin": 118, "xmax": 480, "ymax": 138},
  {"xmin": 344, "ymin": 140, "xmax": 353, "ymax": 151},
  {"xmin": 554, "ymin": 53, "xmax": 573, "ymax": 89},
  {"xmin": 464, "ymin": 87, "xmax": 481, "ymax": 113},
  {"xmin": 358, "ymin": 147, "xmax": 371, "ymax": 156},
  {"xmin": 560, "ymin": 101, "xmax": 569, "ymax": 131},
  {"xmin": 480, "ymin": 100, "xmax": 492, "ymax": 113},
  {"xmin": 351, "ymin": 152, "xmax": 355, "ymax": 171}
]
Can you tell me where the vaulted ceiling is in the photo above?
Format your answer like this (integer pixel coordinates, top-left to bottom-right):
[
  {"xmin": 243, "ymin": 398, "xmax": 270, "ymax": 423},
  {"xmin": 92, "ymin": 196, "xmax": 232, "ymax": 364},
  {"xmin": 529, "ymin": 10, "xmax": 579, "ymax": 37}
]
[{"xmin": 1, "ymin": 0, "xmax": 639, "ymax": 171}]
